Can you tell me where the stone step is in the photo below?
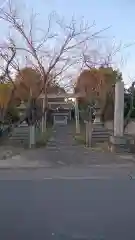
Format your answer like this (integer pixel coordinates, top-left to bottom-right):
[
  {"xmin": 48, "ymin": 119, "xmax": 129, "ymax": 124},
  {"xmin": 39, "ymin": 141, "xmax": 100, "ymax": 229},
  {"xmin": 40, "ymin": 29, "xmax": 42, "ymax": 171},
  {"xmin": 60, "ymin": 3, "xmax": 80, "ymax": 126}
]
[
  {"xmin": 92, "ymin": 129, "xmax": 109, "ymax": 134},
  {"xmin": 91, "ymin": 124, "xmax": 110, "ymax": 143},
  {"xmin": 13, "ymin": 129, "xmax": 29, "ymax": 133},
  {"xmin": 92, "ymin": 136, "xmax": 109, "ymax": 139},
  {"xmin": 92, "ymin": 139, "xmax": 109, "ymax": 144},
  {"xmin": 92, "ymin": 133, "xmax": 109, "ymax": 137},
  {"xmin": 13, "ymin": 131, "xmax": 29, "ymax": 135},
  {"xmin": 9, "ymin": 138, "xmax": 28, "ymax": 142},
  {"xmin": 8, "ymin": 125, "xmax": 29, "ymax": 147},
  {"xmin": 10, "ymin": 138, "xmax": 28, "ymax": 142},
  {"xmin": 92, "ymin": 137, "xmax": 109, "ymax": 141},
  {"xmin": 10, "ymin": 132, "xmax": 29, "ymax": 137},
  {"xmin": 92, "ymin": 129, "xmax": 109, "ymax": 133},
  {"xmin": 9, "ymin": 132, "xmax": 28, "ymax": 136},
  {"xmin": 9, "ymin": 135, "xmax": 29, "ymax": 140}
]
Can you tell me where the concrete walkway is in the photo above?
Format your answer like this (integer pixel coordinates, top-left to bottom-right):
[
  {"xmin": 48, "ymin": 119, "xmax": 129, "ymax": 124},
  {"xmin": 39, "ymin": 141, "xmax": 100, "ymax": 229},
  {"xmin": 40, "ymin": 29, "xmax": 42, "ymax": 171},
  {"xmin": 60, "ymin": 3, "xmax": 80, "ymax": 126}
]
[{"xmin": 0, "ymin": 124, "xmax": 134, "ymax": 169}]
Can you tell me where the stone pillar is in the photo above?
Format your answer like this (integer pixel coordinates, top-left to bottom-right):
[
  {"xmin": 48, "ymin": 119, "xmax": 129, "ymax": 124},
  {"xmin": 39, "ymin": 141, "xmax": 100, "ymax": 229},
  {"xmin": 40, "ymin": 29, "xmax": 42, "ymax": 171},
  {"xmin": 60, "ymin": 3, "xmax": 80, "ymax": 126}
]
[
  {"xmin": 75, "ymin": 98, "xmax": 80, "ymax": 134},
  {"xmin": 85, "ymin": 121, "xmax": 92, "ymax": 147},
  {"xmin": 109, "ymin": 81, "xmax": 126, "ymax": 152},
  {"xmin": 114, "ymin": 81, "xmax": 124, "ymax": 137},
  {"xmin": 41, "ymin": 97, "xmax": 46, "ymax": 133},
  {"xmin": 29, "ymin": 125, "xmax": 35, "ymax": 148},
  {"xmin": 69, "ymin": 109, "xmax": 71, "ymax": 121}
]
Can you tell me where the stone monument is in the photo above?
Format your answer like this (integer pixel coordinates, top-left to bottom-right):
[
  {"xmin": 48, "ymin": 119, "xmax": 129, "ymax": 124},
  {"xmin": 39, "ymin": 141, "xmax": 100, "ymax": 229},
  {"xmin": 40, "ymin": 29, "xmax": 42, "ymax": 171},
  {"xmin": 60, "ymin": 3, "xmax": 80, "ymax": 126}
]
[
  {"xmin": 114, "ymin": 81, "xmax": 124, "ymax": 137},
  {"xmin": 109, "ymin": 81, "xmax": 128, "ymax": 151},
  {"xmin": 75, "ymin": 98, "xmax": 80, "ymax": 134}
]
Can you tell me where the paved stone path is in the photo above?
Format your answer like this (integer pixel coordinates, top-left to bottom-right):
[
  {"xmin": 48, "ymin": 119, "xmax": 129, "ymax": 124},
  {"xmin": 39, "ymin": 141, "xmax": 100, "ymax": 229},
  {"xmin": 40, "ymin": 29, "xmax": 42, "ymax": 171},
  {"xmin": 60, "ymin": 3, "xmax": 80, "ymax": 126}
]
[
  {"xmin": 23, "ymin": 124, "xmax": 135, "ymax": 167},
  {"xmin": 0, "ymin": 124, "xmax": 134, "ymax": 168}
]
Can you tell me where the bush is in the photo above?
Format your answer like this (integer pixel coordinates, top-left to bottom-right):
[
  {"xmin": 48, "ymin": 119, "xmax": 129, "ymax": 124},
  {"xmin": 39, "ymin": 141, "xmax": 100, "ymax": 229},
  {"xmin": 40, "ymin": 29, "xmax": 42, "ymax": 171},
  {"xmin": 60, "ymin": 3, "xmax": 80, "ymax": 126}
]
[
  {"xmin": 36, "ymin": 127, "xmax": 53, "ymax": 148},
  {"xmin": 6, "ymin": 106, "xmax": 20, "ymax": 124}
]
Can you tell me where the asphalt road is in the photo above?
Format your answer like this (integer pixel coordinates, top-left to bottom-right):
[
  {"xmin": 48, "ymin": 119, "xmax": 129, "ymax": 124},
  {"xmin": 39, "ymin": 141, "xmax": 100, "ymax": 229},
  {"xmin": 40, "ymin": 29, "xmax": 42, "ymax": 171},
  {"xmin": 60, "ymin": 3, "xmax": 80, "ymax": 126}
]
[{"xmin": 0, "ymin": 169, "xmax": 135, "ymax": 239}]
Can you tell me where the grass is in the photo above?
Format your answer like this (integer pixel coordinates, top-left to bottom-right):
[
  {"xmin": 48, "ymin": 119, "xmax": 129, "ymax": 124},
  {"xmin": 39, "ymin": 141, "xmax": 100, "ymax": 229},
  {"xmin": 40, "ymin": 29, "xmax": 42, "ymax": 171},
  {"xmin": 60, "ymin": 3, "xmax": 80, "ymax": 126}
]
[
  {"xmin": 90, "ymin": 142, "xmax": 110, "ymax": 152},
  {"xmin": 36, "ymin": 126, "xmax": 53, "ymax": 148},
  {"xmin": 74, "ymin": 122, "xmax": 86, "ymax": 145},
  {"xmin": 74, "ymin": 135, "xmax": 110, "ymax": 152},
  {"xmin": 74, "ymin": 122, "xmax": 111, "ymax": 152},
  {"xmin": 74, "ymin": 129, "xmax": 110, "ymax": 152},
  {"xmin": 74, "ymin": 134, "xmax": 85, "ymax": 145}
]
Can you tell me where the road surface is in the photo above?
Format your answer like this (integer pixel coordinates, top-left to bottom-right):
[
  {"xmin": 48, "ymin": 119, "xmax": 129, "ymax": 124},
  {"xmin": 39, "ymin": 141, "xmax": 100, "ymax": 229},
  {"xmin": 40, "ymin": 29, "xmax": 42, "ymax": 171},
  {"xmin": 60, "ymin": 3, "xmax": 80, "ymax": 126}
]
[{"xmin": 0, "ymin": 167, "xmax": 135, "ymax": 239}]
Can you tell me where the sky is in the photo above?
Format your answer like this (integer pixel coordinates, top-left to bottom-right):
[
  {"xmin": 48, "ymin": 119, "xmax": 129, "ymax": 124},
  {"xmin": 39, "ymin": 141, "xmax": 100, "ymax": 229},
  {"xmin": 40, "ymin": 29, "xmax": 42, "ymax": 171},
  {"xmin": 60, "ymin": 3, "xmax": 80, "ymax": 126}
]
[{"xmin": 0, "ymin": 0, "xmax": 135, "ymax": 85}]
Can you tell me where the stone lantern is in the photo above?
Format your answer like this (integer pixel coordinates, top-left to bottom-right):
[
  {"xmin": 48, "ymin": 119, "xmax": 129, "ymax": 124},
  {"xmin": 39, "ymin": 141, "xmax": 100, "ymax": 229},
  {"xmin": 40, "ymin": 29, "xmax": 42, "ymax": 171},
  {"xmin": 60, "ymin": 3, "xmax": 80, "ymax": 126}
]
[
  {"xmin": 93, "ymin": 92, "xmax": 102, "ymax": 124},
  {"xmin": 17, "ymin": 101, "xmax": 26, "ymax": 118}
]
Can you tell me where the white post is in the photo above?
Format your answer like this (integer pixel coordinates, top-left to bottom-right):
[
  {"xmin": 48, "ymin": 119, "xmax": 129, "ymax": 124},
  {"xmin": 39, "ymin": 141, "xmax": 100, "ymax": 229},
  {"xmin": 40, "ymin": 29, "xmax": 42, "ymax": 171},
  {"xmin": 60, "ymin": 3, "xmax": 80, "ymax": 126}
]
[
  {"xmin": 75, "ymin": 98, "xmax": 80, "ymax": 133},
  {"xmin": 114, "ymin": 81, "xmax": 124, "ymax": 137},
  {"xmin": 29, "ymin": 125, "xmax": 35, "ymax": 148},
  {"xmin": 53, "ymin": 115, "xmax": 56, "ymax": 125},
  {"xmin": 109, "ymin": 81, "xmax": 126, "ymax": 152},
  {"xmin": 85, "ymin": 121, "xmax": 92, "ymax": 147},
  {"xmin": 41, "ymin": 96, "xmax": 46, "ymax": 133},
  {"xmin": 44, "ymin": 111, "xmax": 47, "ymax": 130},
  {"xmin": 41, "ymin": 117, "xmax": 44, "ymax": 133},
  {"xmin": 69, "ymin": 110, "xmax": 71, "ymax": 121}
]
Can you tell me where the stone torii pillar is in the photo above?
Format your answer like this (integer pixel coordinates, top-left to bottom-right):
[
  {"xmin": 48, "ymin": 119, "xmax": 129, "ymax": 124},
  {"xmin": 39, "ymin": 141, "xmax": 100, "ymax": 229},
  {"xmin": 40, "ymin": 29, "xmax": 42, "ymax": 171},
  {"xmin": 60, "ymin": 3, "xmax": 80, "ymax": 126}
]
[
  {"xmin": 41, "ymin": 96, "xmax": 47, "ymax": 133},
  {"xmin": 75, "ymin": 98, "xmax": 80, "ymax": 134},
  {"xmin": 114, "ymin": 81, "xmax": 124, "ymax": 137},
  {"xmin": 110, "ymin": 81, "xmax": 125, "ymax": 151}
]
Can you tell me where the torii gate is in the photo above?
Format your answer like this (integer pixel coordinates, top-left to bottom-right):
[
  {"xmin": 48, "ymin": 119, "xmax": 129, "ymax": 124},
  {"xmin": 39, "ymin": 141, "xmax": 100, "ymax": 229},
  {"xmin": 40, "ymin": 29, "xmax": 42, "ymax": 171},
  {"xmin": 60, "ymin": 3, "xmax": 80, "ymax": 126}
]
[{"xmin": 39, "ymin": 92, "xmax": 85, "ymax": 133}]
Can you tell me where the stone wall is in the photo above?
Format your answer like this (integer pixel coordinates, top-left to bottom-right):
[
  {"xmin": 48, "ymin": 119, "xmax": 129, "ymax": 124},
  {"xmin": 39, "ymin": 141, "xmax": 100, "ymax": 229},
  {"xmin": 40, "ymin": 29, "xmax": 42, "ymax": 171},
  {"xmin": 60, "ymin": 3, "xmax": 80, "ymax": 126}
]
[{"xmin": 105, "ymin": 119, "xmax": 135, "ymax": 135}]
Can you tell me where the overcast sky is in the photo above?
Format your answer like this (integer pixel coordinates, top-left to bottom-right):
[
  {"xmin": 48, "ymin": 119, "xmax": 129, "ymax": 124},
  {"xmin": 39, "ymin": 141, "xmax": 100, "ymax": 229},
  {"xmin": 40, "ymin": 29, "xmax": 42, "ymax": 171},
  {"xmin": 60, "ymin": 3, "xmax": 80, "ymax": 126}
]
[{"xmin": 0, "ymin": 0, "xmax": 135, "ymax": 85}]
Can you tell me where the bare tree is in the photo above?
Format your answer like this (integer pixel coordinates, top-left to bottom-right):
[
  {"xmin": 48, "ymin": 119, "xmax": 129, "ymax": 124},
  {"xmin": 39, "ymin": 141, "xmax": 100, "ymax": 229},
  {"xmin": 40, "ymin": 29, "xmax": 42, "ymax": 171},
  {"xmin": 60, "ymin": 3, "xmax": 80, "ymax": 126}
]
[
  {"xmin": 0, "ymin": 39, "xmax": 18, "ymax": 134},
  {"xmin": 84, "ymin": 34, "xmax": 123, "ymax": 65},
  {"xmin": 0, "ymin": 0, "xmax": 115, "ymax": 132},
  {"xmin": 0, "ymin": 1, "xmax": 110, "ymax": 95}
]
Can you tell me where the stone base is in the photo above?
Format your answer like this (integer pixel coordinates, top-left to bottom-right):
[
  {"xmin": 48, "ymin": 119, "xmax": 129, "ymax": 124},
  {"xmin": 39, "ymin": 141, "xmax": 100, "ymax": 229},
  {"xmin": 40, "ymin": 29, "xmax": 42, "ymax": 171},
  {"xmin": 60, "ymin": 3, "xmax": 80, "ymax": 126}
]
[
  {"xmin": 109, "ymin": 135, "xmax": 134, "ymax": 153},
  {"xmin": 110, "ymin": 136, "xmax": 127, "ymax": 145}
]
